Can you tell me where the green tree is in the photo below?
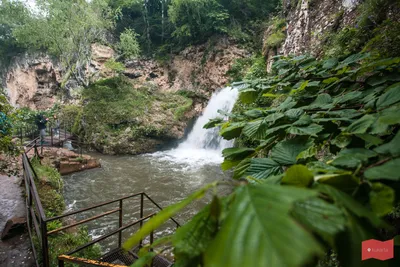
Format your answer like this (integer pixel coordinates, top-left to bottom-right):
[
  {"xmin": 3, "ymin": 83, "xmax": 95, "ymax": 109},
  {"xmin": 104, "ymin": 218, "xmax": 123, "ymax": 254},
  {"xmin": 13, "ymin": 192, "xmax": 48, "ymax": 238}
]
[
  {"xmin": 0, "ymin": 0, "xmax": 30, "ymax": 68},
  {"xmin": 168, "ymin": 0, "xmax": 229, "ymax": 45},
  {"xmin": 117, "ymin": 28, "xmax": 141, "ymax": 59},
  {"xmin": 12, "ymin": 0, "xmax": 115, "ymax": 87}
]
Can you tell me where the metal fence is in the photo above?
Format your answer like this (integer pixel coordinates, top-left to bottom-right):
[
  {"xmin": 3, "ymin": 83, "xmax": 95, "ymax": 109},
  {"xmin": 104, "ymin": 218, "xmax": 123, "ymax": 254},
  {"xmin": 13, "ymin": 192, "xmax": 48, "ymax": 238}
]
[{"xmin": 23, "ymin": 146, "xmax": 179, "ymax": 267}]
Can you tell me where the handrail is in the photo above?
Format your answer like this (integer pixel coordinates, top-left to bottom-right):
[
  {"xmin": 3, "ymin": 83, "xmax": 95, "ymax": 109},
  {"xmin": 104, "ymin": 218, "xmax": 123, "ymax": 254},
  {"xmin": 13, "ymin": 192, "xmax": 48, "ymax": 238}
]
[
  {"xmin": 66, "ymin": 213, "xmax": 156, "ymax": 256},
  {"xmin": 46, "ymin": 192, "xmax": 144, "ymax": 222},
  {"xmin": 22, "ymin": 133, "xmax": 181, "ymax": 266},
  {"xmin": 47, "ymin": 208, "xmax": 121, "ymax": 236}
]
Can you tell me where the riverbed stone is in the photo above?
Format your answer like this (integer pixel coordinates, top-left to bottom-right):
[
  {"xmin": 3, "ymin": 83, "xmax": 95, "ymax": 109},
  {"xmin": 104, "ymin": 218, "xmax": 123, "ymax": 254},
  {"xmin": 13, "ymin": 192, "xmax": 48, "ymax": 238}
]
[{"xmin": 1, "ymin": 217, "xmax": 26, "ymax": 240}]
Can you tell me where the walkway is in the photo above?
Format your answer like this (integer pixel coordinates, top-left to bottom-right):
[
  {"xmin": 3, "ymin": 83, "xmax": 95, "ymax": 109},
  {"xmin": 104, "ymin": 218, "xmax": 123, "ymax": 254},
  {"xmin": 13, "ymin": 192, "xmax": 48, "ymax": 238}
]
[{"xmin": 0, "ymin": 175, "xmax": 35, "ymax": 267}]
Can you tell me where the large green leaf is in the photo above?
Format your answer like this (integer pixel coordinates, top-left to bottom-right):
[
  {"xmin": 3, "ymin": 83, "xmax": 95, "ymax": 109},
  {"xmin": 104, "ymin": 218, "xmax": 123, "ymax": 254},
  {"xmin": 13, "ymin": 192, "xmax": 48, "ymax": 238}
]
[
  {"xmin": 277, "ymin": 97, "xmax": 297, "ymax": 111},
  {"xmin": 123, "ymin": 183, "xmax": 215, "ymax": 250},
  {"xmin": 316, "ymin": 185, "xmax": 383, "ymax": 228},
  {"xmin": 291, "ymin": 197, "xmax": 346, "ymax": 246},
  {"xmin": 244, "ymin": 158, "xmax": 281, "ymax": 179},
  {"xmin": 293, "ymin": 114, "xmax": 312, "ymax": 126},
  {"xmin": 287, "ymin": 124, "xmax": 324, "ymax": 137},
  {"xmin": 281, "ymin": 165, "xmax": 314, "ymax": 187},
  {"xmin": 222, "ymin": 147, "xmax": 255, "ymax": 161},
  {"xmin": 334, "ymin": 91, "xmax": 362, "ymax": 104},
  {"xmin": 242, "ymin": 119, "xmax": 269, "ymax": 140},
  {"xmin": 331, "ymin": 148, "xmax": 377, "ymax": 169},
  {"xmin": 369, "ymin": 183, "xmax": 395, "ymax": 217},
  {"xmin": 204, "ymin": 184, "xmax": 323, "ymax": 267},
  {"xmin": 173, "ymin": 200, "xmax": 219, "ymax": 263},
  {"xmin": 244, "ymin": 109, "xmax": 264, "ymax": 118},
  {"xmin": 374, "ymin": 131, "xmax": 400, "ymax": 156},
  {"xmin": 345, "ymin": 114, "xmax": 375, "ymax": 134},
  {"xmin": 315, "ymin": 173, "xmax": 359, "ymax": 194},
  {"xmin": 306, "ymin": 93, "xmax": 333, "ymax": 109},
  {"xmin": 271, "ymin": 138, "xmax": 313, "ymax": 165},
  {"xmin": 377, "ymin": 106, "xmax": 400, "ymax": 125},
  {"xmin": 233, "ymin": 158, "xmax": 252, "ymax": 179},
  {"xmin": 239, "ymin": 88, "xmax": 258, "ymax": 104},
  {"xmin": 285, "ymin": 108, "xmax": 304, "ymax": 120},
  {"xmin": 376, "ymin": 82, "xmax": 400, "ymax": 108},
  {"xmin": 203, "ymin": 118, "xmax": 223, "ymax": 129},
  {"xmin": 219, "ymin": 122, "xmax": 246, "ymax": 140},
  {"xmin": 364, "ymin": 158, "xmax": 400, "ymax": 181}
]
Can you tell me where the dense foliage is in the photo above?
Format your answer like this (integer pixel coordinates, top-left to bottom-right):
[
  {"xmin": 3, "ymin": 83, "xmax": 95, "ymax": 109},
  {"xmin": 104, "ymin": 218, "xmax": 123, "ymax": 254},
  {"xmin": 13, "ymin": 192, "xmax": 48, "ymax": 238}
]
[{"xmin": 123, "ymin": 54, "xmax": 400, "ymax": 266}]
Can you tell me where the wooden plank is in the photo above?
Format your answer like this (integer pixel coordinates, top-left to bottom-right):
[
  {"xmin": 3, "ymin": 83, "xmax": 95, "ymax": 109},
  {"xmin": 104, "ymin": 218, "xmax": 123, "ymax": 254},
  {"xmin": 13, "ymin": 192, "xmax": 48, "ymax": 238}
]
[{"xmin": 58, "ymin": 255, "xmax": 127, "ymax": 267}]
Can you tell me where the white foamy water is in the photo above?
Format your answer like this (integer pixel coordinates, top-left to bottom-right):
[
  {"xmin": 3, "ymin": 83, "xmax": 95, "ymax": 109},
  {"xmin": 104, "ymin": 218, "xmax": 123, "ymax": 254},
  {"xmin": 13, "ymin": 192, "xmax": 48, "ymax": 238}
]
[{"xmin": 153, "ymin": 87, "xmax": 239, "ymax": 165}]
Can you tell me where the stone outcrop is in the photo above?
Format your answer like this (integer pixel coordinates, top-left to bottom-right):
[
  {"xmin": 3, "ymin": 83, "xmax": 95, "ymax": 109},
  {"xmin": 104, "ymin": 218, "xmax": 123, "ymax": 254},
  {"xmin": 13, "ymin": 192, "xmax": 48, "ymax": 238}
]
[
  {"xmin": 5, "ymin": 55, "xmax": 62, "ymax": 110},
  {"xmin": 124, "ymin": 37, "xmax": 247, "ymax": 92},
  {"xmin": 263, "ymin": 0, "xmax": 361, "ymax": 67},
  {"xmin": 27, "ymin": 147, "xmax": 101, "ymax": 175},
  {"xmin": 4, "ymin": 37, "xmax": 246, "ymax": 110}
]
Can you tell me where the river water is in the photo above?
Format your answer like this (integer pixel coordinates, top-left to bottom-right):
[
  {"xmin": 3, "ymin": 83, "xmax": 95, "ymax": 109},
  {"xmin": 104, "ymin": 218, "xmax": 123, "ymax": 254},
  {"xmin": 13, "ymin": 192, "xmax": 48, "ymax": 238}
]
[{"xmin": 62, "ymin": 87, "xmax": 238, "ymax": 251}]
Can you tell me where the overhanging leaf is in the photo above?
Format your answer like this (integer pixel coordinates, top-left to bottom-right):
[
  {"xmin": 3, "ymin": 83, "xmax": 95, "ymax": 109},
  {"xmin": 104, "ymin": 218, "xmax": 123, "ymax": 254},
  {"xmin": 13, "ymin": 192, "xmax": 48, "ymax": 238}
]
[
  {"xmin": 374, "ymin": 131, "xmax": 400, "ymax": 156},
  {"xmin": 345, "ymin": 114, "xmax": 375, "ymax": 134},
  {"xmin": 220, "ymin": 122, "xmax": 246, "ymax": 140},
  {"xmin": 222, "ymin": 147, "xmax": 255, "ymax": 161},
  {"xmin": 204, "ymin": 184, "xmax": 323, "ymax": 267},
  {"xmin": 287, "ymin": 124, "xmax": 324, "ymax": 137},
  {"xmin": 369, "ymin": 183, "xmax": 395, "ymax": 217},
  {"xmin": 204, "ymin": 118, "xmax": 223, "ymax": 129},
  {"xmin": 239, "ymin": 89, "xmax": 258, "ymax": 104},
  {"xmin": 364, "ymin": 158, "xmax": 400, "ymax": 181},
  {"xmin": 282, "ymin": 165, "xmax": 314, "ymax": 187},
  {"xmin": 271, "ymin": 138, "xmax": 313, "ymax": 165},
  {"xmin": 244, "ymin": 158, "xmax": 281, "ymax": 179},
  {"xmin": 292, "ymin": 197, "xmax": 346, "ymax": 247},
  {"xmin": 316, "ymin": 185, "xmax": 384, "ymax": 228},
  {"xmin": 173, "ymin": 201, "xmax": 219, "ymax": 261},
  {"xmin": 376, "ymin": 82, "xmax": 400, "ymax": 108}
]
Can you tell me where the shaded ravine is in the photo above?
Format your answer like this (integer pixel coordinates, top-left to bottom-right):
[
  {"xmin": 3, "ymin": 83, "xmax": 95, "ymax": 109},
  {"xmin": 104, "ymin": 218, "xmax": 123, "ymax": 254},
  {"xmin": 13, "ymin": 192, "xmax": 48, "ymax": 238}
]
[{"xmin": 62, "ymin": 87, "xmax": 238, "ymax": 252}]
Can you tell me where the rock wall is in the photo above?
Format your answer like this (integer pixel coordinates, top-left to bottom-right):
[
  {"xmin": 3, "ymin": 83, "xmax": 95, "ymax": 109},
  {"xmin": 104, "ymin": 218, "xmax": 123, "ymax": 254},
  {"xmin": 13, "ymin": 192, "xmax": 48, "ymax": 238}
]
[
  {"xmin": 4, "ymin": 55, "xmax": 62, "ymax": 110},
  {"xmin": 3, "ymin": 38, "xmax": 246, "ymax": 110},
  {"xmin": 264, "ymin": 0, "xmax": 361, "ymax": 66},
  {"xmin": 125, "ymin": 37, "xmax": 247, "ymax": 92}
]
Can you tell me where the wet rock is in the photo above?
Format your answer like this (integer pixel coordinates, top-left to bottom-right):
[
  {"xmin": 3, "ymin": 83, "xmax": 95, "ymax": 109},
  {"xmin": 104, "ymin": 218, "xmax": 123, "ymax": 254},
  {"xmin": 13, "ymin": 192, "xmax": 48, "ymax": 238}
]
[{"xmin": 1, "ymin": 217, "xmax": 26, "ymax": 241}]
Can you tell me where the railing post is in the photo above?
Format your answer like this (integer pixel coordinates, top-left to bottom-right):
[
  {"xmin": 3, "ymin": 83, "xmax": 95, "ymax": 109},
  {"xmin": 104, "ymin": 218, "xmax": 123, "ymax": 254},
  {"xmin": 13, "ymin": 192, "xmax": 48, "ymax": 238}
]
[
  {"xmin": 139, "ymin": 193, "xmax": 144, "ymax": 248},
  {"xmin": 41, "ymin": 220, "xmax": 50, "ymax": 267},
  {"xmin": 58, "ymin": 258, "xmax": 65, "ymax": 267},
  {"xmin": 20, "ymin": 128, "xmax": 23, "ymax": 145},
  {"xmin": 50, "ymin": 127, "xmax": 53, "ymax": 147},
  {"xmin": 118, "ymin": 199, "xmax": 123, "ymax": 248}
]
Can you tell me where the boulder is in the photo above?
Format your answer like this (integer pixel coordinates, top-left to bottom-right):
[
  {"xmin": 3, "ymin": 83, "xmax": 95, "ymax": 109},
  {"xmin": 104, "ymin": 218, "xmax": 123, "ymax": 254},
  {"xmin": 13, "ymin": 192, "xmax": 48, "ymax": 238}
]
[{"xmin": 1, "ymin": 217, "xmax": 26, "ymax": 240}]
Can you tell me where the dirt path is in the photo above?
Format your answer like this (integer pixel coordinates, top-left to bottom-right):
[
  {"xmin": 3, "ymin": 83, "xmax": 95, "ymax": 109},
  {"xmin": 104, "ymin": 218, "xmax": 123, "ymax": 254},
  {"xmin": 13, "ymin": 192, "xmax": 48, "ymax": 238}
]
[{"xmin": 0, "ymin": 175, "xmax": 35, "ymax": 267}]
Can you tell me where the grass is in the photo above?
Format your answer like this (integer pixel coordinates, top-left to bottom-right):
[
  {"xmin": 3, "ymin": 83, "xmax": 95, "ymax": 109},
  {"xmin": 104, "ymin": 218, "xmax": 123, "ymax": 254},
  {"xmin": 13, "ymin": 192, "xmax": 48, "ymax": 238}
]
[{"xmin": 31, "ymin": 158, "xmax": 101, "ymax": 266}]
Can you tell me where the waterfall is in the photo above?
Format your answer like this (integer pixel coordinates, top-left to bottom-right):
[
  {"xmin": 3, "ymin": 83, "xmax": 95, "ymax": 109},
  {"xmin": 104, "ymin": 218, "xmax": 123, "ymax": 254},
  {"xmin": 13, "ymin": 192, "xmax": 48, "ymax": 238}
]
[{"xmin": 154, "ymin": 87, "xmax": 239, "ymax": 165}]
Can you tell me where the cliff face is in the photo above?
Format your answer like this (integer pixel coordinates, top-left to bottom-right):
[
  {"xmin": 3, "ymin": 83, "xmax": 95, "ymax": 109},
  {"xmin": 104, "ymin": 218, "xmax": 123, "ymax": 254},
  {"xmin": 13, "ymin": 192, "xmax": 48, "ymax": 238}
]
[
  {"xmin": 3, "ymin": 37, "xmax": 246, "ymax": 110},
  {"xmin": 5, "ymin": 55, "xmax": 62, "ymax": 110},
  {"xmin": 263, "ymin": 0, "xmax": 361, "ymax": 67},
  {"xmin": 125, "ymin": 37, "xmax": 247, "ymax": 92}
]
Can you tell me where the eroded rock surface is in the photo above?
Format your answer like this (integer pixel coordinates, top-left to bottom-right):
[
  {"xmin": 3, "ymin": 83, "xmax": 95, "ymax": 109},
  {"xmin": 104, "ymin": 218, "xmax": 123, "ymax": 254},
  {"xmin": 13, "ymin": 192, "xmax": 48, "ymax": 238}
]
[{"xmin": 5, "ymin": 55, "xmax": 62, "ymax": 110}]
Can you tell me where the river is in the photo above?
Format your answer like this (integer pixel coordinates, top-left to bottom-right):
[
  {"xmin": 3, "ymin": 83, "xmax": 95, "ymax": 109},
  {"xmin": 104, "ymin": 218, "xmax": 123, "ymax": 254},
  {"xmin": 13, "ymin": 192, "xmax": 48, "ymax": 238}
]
[{"xmin": 62, "ymin": 87, "xmax": 238, "ymax": 252}]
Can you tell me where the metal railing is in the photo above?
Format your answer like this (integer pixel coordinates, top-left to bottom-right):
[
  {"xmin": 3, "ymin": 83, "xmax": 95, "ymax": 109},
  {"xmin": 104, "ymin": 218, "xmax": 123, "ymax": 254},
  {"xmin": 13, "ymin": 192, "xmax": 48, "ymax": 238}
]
[{"xmin": 23, "ymin": 149, "xmax": 180, "ymax": 267}]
